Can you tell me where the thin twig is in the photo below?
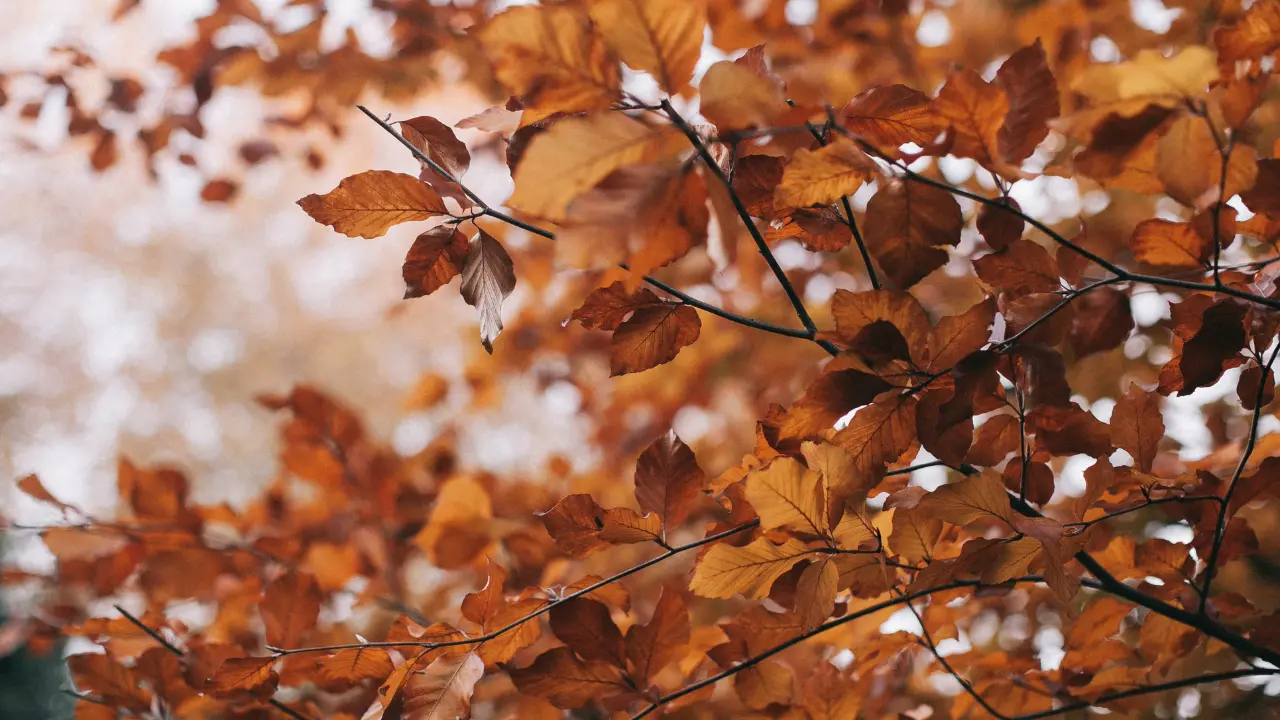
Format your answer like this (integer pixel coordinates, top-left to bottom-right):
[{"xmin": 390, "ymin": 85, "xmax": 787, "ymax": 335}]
[
  {"xmin": 1009, "ymin": 667, "xmax": 1276, "ymax": 720},
  {"xmin": 270, "ymin": 520, "xmax": 760, "ymax": 657},
  {"xmin": 803, "ymin": 116, "xmax": 881, "ymax": 290},
  {"xmin": 660, "ymin": 100, "xmax": 833, "ymax": 351},
  {"xmin": 1062, "ymin": 495, "xmax": 1223, "ymax": 529},
  {"xmin": 356, "ymin": 105, "xmax": 836, "ymax": 353},
  {"xmin": 113, "ymin": 604, "xmax": 312, "ymax": 720},
  {"xmin": 903, "ymin": 594, "xmax": 1010, "ymax": 720},
  {"xmin": 1201, "ymin": 341, "xmax": 1280, "ymax": 604}
]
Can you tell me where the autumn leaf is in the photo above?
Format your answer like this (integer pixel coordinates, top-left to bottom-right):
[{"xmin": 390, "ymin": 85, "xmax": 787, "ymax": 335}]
[
  {"xmin": 588, "ymin": 0, "xmax": 704, "ymax": 94},
  {"xmin": 634, "ymin": 430, "xmax": 705, "ymax": 536},
  {"xmin": 927, "ymin": 298, "xmax": 995, "ymax": 371},
  {"xmin": 508, "ymin": 647, "xmax": 630, "ymax": 709},
  {"xmin": 862, "ymin": 179, "xmax": 964, "ymax": 288},
  {"xmin": 689, "ymin": 537, "xmax": 813, "ymax": 599},
  {"xmin": 507, "ymin": 113, "xmax": 684, "ymax": 221},
  {"xmin": 461, "ymin": 562, "xmax": 507, "ymax": 628},
  {"xmin": 829, "ymin": 288, "xmax": 930, "ymax": 363},
  {"xmin": 297, "ymin": 171, "xmax": 446, "ymax": 239},
  {"xmin": 207, "ymin": 656, "xmax": 279, "ymax": 699},
  {"xmin": 539, "ymin": 494, "xmax": 609, "ymax": 557},
  {"xmin": 68, "ymin": 653, "xmax": 153, "ymax": 711},
  {"xmin": 995, "ymin": 40, "xmax": 1059, "ymax": 165},
  {"xmin": 480, "ymin": 6, "xmax": 621, "ymax": 123},
  {"xmin": 698, "ymin": 59, "xmax": 784, "ymax": 131},
  {"xmin": 549, "ymin": 598, "xmax": 625, "ymax": 666},
  {"xmin": 840, "ymin": 84, "xmax": 945, "ymax": 153},
  {"xmin": 774, "ymin": 138, "xmax": 878, "ymax": 209},
  {"xmin": 794, "ymin": 557, "xmax": 838, "ymax": 631},
  {"xmin": 624, "ymin": 586, "xmax": 689, "ymax": 685},
  {"xmin": 17, "ymin": 473, "xmax": 76, "ymax": 512},
  {"xmin": 459, "ymin": 231, "xmax": 516, "ymax": 353},
  {"xmin": 316, "ymin": 647, "xmax": 394, "ymax": 691},
  {"xmin": 1214, "ymin": 0, "xmax": 1280, "ymax": 65},
  {"xmin": 889, "ymin": 508, "xmax": 943, "ymax": 564},
  {"xmin": 570, "ymin": 283, "xmax": 667, "ymax": 331},
  {"xmin": 973, "ymin": 239, "xmax": 1061, "ymax": 294},
  {"xmin": 917, "ymin": 472, "xmax": 1013, "ymax": 528},
  {"xmin": 1073, "ymin": 46, "xmax": 1219, "ymax": 106},
  {"xmin": 402, "ymin": 226, "xmax": 469, "ymax": 299},
  {"xmin": 261, "ymin": 572, "xmax": 321, "ymax": 648},
  {"xmin": 831, "ymin": 390, "xmax": 918, "ymax": 483},
  {"xmin": 390, "ymin": 652, "xmax": 484, "ymax": 720},
  {"xmin": 610, "ymin": 302, "xmax": 700, "ymax": 375},
  {"xmin": 744, "ymin": 456, "xmax": 825, "ymax": 536},
  {"xmin": 399, "ymin": 115, "xmax": 470, "ymax": 179},
  {"xmin": 599, "ymin": 507, "xmax": 664, "ymax": 544},
  {"xmin": 934, "ymin": 70, "xmax": 1009, "ymax": 172},
  {"xmin": 778, "ymin": 362, "xmax": 893, "ymax": 444},
  {"xmin": 1110, "ymin": 384, "xmax": 1164, "ymax": 473}
]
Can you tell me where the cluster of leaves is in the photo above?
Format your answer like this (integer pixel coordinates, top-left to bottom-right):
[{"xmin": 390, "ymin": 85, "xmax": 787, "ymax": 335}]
[{"xmin": 10, "ymin": 0, "xmax": 1280, "ymax": 718}]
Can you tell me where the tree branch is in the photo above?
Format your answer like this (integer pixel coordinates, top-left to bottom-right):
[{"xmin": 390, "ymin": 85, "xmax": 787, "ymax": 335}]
[
  {"xmin": 627, "ymin": 575, "xmax": 1093, "ymax": 719},
  {"xmin": 1009, "ymin": 667, "xmax": 1277, "ymax": 720},
  {"xmin": 803, "ymin": 117, "xmax": 881, "ymax": 290},
  {"xmin": 660, "ymin": 100, "xmax": 834, "ymax": 352},
  {"xmin": 356, "ymin": 105, "xmax": 837, "ymax": 354},
  {"xmin": 270, "ymin": 520, "xmax": 761, "ymax": 657},
  {"xmin": 902, "ymin": 594, "xmax": 1010, "ymax": 720},
  {"xmin": 113, "ymin": 604, "xmax": 311, "ymax": 720},
  {"xmin": 1201, "ymin": 340, "xmax": 1280, "ymax": 603}
]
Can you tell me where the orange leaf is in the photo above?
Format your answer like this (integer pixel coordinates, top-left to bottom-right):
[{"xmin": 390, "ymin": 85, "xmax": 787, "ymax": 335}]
[
  {"xmin": 633, "ymin": 431, "xmax": 706, "ymax": 533},
  {"xmin": 549, "ymin": 598, "xmax": 625, "ymax": 666},
  {"xmin": 508, "ymin": 647, "xmax": 630, "ymax": 709},
  {"xmin": 1215, "ymin": 0, "xmax": 1280, "ymax": 65},
  {"xmin": 316, "ymin": 647, "xmax": 394, "ymax": 690},
  {"xmin": 624, "ymin": 586, "xmax": 689, "ymax": 685},
  {"xmin": 995, "ymin": 40, "xmax": 1059, "ymax": 165},
  {"xmin": 610, "ymin": 303, "xmax": 700, "ymax": 375},
  {"xmin": 571, "ymin": 283, "xmax": 666, "ymax": 331},
  {"xmin": 689, "ymin": 537, "xmax": 812, "ymax": 599},
  {"xmin": 17, "ymin": 474, "xmax": 75, "ymax": 512},
  {"xmin": 588, "ymin": 0, "xmax": 704, "ymax": 94},
  {"xmin": 774, "ymin": 138, "xmax": 878, "ymax": 209},
  {"xmin": 539, "ymin": 494, "xmax": 608, "ymax": 557},
  {"xmin": 296, "ymin": 170, "xmax": 446, "ymax": 239},
  {"xmin": 402, "ymin": 226, "xmax": 469, "ymax": 299},
  {"xmin": 206, "ymin": 656, "xmax": 279, "ymax": 699},
  {"xmin": 862, "ymin": 180, "xmax": 964, "ymax": 288},
  {"xmin": 261, "ymin": 572, "xmax": 321, "ymax": 648},
  {"xmin": 699, "ymin": 60, "xmax": 784, "ymax": 132},
  {"xmin": 917, "ymin": 471, "xmax": 1013, "ymax": 528},
  {"xmin": 934, "ymin": 69, "xmax": 1009, "ymax": 172},
  {"xmin": 480, "ymin": 6, "xmax": 621, "ymax": 123},
  {"xmin": 1110, "ymin": 384, "xmax": 1164, "ymax": 473},
  {"xmin": 744, "ymin": 456, "xmax": 825, "ymax": 536},
  {"xmin": 794, "ymin": 557, "xmax": 839, "ymax": 631},
  {"xmin": 840, "ymin": 84, "xmax": 945, "ymax": 153},
  {"xmin": 68, "ymin": 653, "xmax": 154, "ymax": 711},
  {"xmin": 599, "ymin": 507, "xmax": 664, "ymax": 544},
  {"xmin": 388, "ymin": 652, "xmax": 484, "ymax": 720}
]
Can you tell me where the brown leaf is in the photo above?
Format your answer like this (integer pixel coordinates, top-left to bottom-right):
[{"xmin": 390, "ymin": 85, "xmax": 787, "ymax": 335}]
[
  {"xmin": 732, "ymin": 154, "xmax": 785, "ymax": 218},
  {"xmin": 995, "ymin": 40, "xmax": 1059, "ymax": 164},
  {"xmin": 399, "ymin": 116, "xmax": 471, "ymax": 178},
  {"xmin": 1069, "ymin": 287, "xmax": 1133, "ymax": 358},
  {"xmin": 1110, "ymin": 384, "xmax": 1164, "ymax": 473},
  {"xmin": 775, "ymin": 138, "xmax": 877, "ymax": 208},
  {"xmin": 261, "ymin": 572, "xmax": 321, "ymax": 648},
  {"xmin": 571, "ymin": 283, "xmax": 667, "ymax": 331},
  {"xmin": 927, "ymin": 298, "xmax": 996, "ymax": 371},
  {"xmin": 610, "ymin": 302, "xmax": 700, "ymax": 375},
  {"xmin": 207, "ymin": 656, "xmax": 278, "ymax": 699},
  {"xmin": 863, "ymin": 179, "xmax": 964, "ymax": 288},
  {"xmin": 1215, "ymin": 0, "xmax": 1280, "ymax": 65},
  {"xmin": 977, "ymin": 199, "xmax": 1025, "ymax": 251},
  {"xmin": 1130, "ymin": 219, "xmax": 1212, "ymax": 269},
  {"xmin": 624, "ymin": 586, "xmax": 689, "ymax": 684},
  {"xmin": 68, "ymin": 653, "xmax": 153, "ymax": 711},
  {"xmin": 599, "ymin": 507, "xmax": 664, "ymax": 544},
  {"xmin": 539, "ymin": 494, "xmax": 608, "ymax": 557},
  {"xmin": 831, "ymin": 390, "xmax": 919, "ymax": 483},
  {"xmin": 461, "ymin": 562, "xmax": 507, "ymax": 628},
  {"xmin": 588, "ymin": 0, "xmax": 704, "ymax": 94},
  {"xmin": 508, "ymin": 647, "xmax": 629, "ymax": 709},
  {"xmin": 734, "ymin": 658, "xmax": 795, "ymax": 709},
  {"xmin": 1238, "ymin": 362, "xmax": 1277, "ymax": 410},
  {"xmin": 402, "ymin": 226, "xmax": 469, "ymax": 299},
  {"xmin": 391, "ymin": 652, "xmax": 484, "ymax": 720},
  {"xmin": 1173, "ymin": 300, "xmax": 1248, "ymax": 394},
  {"xmin": 830, "ymin": 289, "xmax": 930, "ymax": 363},
  {"xmin": 17, "ymin": 474, "xmax": 75, "ymax": 512},
  {"xmin": 480, "ymin": 6, "xmax": 621, "ymax": 123},
  {"xmin": 889, "ymin": 508, "xmax": 943, "ymax": 564},
  {"xmin": 200, "ymin": 178, "xmax": 238, "ymax": 203},
  {"xmin": 549, "ymin": 598, "xmax": 625, "ymax": 666},
  {"xmin": 934, "ymin": 70, "xmax": 1009, "ymax": 172},
  {"xmin": 477, "ymin": 599, "xmax": 546, "ymax": 665},
  {"xmin": 297, "ymin": 171, "xmax": 446, "ymax": 239},
  {"xmin": 840, "ymin": 84, "xmax": 945, "ymax": 153},
  {"xmin": 459, "ymin": 231, "xmax": 517, "ymax": 353},
  {"xmin": 699, "ymin": 60, "xmax": 784, "ymax": 131},
  {"xmin": 973, "ymin": 239, "xmax": 1061, "ymax": 294},
  {"xmin": 966, "ymin": 414, "xmax": 1021, "ymax": 466},
  {"xmin": 316, "ymin": 647, "xmax": 394, "ymax": 691},
  {"xmin": 794, "ymin": 557, "xmax": 839, "ymax": 631},
  {"xmin": 634, "ymin": 430, "xmax": 705, "ymax": 534}
]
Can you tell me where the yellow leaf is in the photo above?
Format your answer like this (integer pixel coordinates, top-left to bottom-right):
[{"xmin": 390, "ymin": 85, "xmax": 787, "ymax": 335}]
[
  {"xmin": 1215, "ymin": 0, "xmax": 1280, "ymax": 64},
  {"xmin": 699, "ymin": 60, "xmax": 784, "ymax": 132},
  {"xmin": 832, "ymin": 510, "xmax": 877, "ymax": 551},
  {"xmin": 1072, "ymin": 46, "xmax": 1220, "ymax": 106},
  {"xmin": 887, "ymin": 508, "xmax": 942, "ymax": 565},
  {"xmin": 598, "ymin": 507, "xmax": 664, "ymax": 544},
  {"xmin": 794, "ymin": 557, "xmax": 839, "ymax": 631},
  {"xmin": 508, "ymin": 114, "xmax": 685, "ymax": 221},
  {"xmin": 297, "ymin": 171, "xmax": 446, "ymax": 239},
  {"xmin": 689, "ymin": 537, "xmax": 813, "ymax": 599},
  {"xmin": 744, "ymin": 457, "xmax": 825, "ymax": 535},
  {"xmin": 917, "ymin": 471, "xmax": 1013, "ymax": 528},
  {"xmin": 480, "ymin": 6, "xmax": 621, "ymax": 123},
  {"xmin": 589, "ymin": 0, "xmax": 705, "ymax": 94},
  {"xmin": 775, "ymin": 138, "xmax": 878, "ymax": 209}
]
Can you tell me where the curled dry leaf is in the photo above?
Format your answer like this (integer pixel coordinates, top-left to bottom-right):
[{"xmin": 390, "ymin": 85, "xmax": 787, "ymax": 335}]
[{"xmin": 459, "ymin": 231, "xmax": 517, "ymax": 353}]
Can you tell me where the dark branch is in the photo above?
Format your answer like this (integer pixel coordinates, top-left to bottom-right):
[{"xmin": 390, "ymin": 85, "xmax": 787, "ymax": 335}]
[{"xmin": 1010, "ymin": 667, "xmax": 1277, "ymax": 720}]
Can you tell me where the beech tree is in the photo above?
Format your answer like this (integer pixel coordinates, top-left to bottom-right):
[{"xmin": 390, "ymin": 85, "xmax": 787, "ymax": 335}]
[{"xmin": 8, "ymin": 0, "xmax": 1280, "ymax": 718}]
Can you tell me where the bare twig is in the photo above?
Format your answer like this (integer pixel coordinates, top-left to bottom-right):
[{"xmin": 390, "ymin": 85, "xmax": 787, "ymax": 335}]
[{"xmin": 1010, "ymin": 667, "xmax": 1276, "ymax": 720}]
